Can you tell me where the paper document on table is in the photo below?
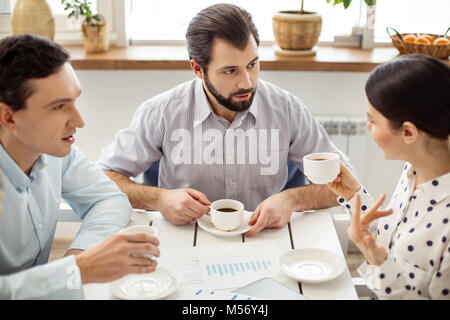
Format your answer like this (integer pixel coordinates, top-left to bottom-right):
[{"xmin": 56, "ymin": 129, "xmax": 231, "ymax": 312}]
[
  {"xmin": 160, "ymin": 240, "xmax": 282, "ymax": 290},
  {"xmin": 189, "ymin": 289, "xmax": 261, "ymax": 300}
]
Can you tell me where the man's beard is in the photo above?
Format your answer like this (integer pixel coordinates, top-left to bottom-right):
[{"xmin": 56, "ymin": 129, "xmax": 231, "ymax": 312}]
[{"xmin": 204, "ymin": 73, "xmax": 256, "ymax": 112}]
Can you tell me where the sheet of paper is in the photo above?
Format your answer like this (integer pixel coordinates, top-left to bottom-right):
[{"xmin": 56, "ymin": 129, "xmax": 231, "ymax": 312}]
[
  {"xmin": 159, "ymin": 240, "xmax": 283, "ymax": 290},
  {"xmin": 187, "ymin": 289, "xmax": 261, "ymax": 300}
]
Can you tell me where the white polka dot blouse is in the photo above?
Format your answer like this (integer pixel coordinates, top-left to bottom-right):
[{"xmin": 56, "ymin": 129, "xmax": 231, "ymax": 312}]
[{"xmin": 338, "ymin": 163, "xmax": 450, "ymax": 299}]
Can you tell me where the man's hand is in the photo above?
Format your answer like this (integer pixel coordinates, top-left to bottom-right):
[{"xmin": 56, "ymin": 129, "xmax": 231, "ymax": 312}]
[
  {"xmin": 245, "ymin": 191, "xmax": 295, "ymax": 237},
  {"xmin": 75, "ymin": 232, "xmax": 160, "ymax": 284},
  {"xmin": 158, "ymin": 188, "xmax": 211, "ymax": 224}
]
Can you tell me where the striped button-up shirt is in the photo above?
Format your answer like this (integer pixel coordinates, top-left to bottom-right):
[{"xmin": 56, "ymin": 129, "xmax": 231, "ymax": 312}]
[{"xmin": 97, "ymin": 78, "xmax": 352, "ymax": 210}]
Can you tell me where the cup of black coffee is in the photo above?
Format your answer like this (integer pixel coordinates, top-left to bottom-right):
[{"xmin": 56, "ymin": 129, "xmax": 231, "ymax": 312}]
[
  {"xmin": 210, "ymin": 199, "xmax": 244, "ymax": 231},
  {"xmin": 303, "ymin": 152, "xmax": 340, "ymax": 184}
]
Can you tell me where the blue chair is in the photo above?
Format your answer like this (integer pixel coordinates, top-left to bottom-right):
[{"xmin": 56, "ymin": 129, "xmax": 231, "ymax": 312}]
[{"xmin": 143, "ymin": 159, "xmax": 305, "ymax": 190}]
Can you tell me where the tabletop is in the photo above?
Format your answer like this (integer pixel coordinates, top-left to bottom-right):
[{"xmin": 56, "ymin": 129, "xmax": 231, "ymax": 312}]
[{"xmin": 83, "ymin": 209, "xmax": 357, "ymax": 300}]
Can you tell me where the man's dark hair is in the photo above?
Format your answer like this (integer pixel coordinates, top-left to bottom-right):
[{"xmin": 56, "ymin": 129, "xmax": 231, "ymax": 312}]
[
  {"xmin": 185, "ymin": 3, "xmax": 260, "ymax": 72},
  {"xmin": 0, "ymin": 34, "xmax": 70, "ymax": 111},
  {"xmin": 365, "ymin": 53, "xmax": 450, "ymax": 140}
]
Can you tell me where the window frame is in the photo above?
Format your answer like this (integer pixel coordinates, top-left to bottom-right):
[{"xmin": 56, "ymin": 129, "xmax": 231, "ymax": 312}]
[
  {"xmin": 0, "ymin": 0, "xmax": 116, "ymax": 44},
  {"xmin": 125, "ymin": 0, "xmax": 382, "ymax": 48},
  {"xmin": 0, "ymin": 0, "xmax": 396, "ymax": 48}
]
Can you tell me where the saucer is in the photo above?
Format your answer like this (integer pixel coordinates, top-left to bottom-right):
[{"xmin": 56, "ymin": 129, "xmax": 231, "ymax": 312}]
[
  {"xmin": 197, "ymin": 210, "xmax": 253, "ymax": 237},
  {"xmin": 109, "ymin": 267, "xmax": 179, "ymax": 300},
  {"xmin": 278, "ymin": 248, "xmax": 346, "ymax": 284}
]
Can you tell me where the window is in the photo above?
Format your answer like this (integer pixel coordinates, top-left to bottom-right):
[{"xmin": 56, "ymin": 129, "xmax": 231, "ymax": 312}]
[
  {"xmin": 1, "ymin": 1, "xmax": 449, "ymax": 48},
  {"xmin": 8, "ymin": 0, "xmax": 98, "ymax": 16},
  {"xmin": 374, "ymin": 0, "xmax": 450, "ymax": 43},
  {"xmin": 1, "ymin": 0, "xmax": 106, "ymax": 43},
  {"xmin": 129, "ymin": 0, "xmax": 363, "ymax": 43}
]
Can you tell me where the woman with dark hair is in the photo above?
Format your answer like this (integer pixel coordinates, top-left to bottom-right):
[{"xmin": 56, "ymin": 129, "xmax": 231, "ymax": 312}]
[{"xmin": 328, "ymin": 54, "xmax": 450, "ymax": 299}]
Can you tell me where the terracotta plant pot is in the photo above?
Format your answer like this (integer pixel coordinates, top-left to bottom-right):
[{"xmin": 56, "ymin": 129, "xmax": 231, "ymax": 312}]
[
  {"xmin": 11, "ymin": 0, "xmax": 55, "ymax": 40},
  {"xmin": 272, "ymin": 11, "xmax": 322, "ymax": 50},
  {"xmin": 81, "ymin": 18, "xmax": 109, "ymax": 53}
]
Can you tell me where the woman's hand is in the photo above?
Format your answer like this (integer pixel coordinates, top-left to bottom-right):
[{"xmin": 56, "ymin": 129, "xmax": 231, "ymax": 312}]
[
  {"xmin": 327, "ymin": 160, "xmax": 361, "ymax": 201},
  {"xmin": 347, "ymin": 193, "xmax": 393, "ymax": 266}
]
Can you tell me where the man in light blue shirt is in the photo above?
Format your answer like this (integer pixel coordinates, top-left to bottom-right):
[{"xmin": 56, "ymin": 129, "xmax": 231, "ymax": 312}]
[{"xmin": 0, "ymin": 34, "xmax": 160, "ymax": 299}]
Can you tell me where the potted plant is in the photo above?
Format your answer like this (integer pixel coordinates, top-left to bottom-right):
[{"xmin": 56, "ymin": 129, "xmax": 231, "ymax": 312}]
[
  {"xmin": 62, "ymin": 0, "xmax": 109, "ymax": 53},
  {"xmin": 273, "ymin": 0, "xmax": 376, "ymax": 55}
]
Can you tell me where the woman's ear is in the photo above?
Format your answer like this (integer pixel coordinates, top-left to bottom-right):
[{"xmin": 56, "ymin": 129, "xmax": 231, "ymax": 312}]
[
  {"xmin": 190, "ymin": 59, "xmax": 204, "ymax": 79},
  {"xmin": 401, "ymin": 121, "xmax": 419, "ymax": 144}
]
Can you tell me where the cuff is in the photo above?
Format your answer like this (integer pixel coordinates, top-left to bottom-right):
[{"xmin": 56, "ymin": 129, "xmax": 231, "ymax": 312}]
[
  {"xmin": 44, "ymin": 255, "xmax": 84, "ymax": 299},
  {"xmin": 337, "ymin": 186, "xmax": 377, "ymax": 233},
  {"xmin": 336, "ymin": 186, "xmax": 373, "ymax": 214}
]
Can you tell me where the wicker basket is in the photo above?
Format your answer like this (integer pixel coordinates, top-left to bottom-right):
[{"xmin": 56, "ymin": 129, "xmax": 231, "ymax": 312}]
[
  {"xmin": 272, "ymin": 11, "xmax": 322, "ymax": 50},
  {"xmin": 387, "ymin": 27, "xmax": 450, "ymax": 60},
  {"xmin": 81, "ymin": 15, "xmax": 109, "ymax": 53}
]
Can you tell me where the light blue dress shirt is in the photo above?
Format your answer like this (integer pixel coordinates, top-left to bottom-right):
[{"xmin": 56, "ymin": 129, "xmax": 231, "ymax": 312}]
[{"xmin": 0, "ymin": 144, "xmax": 132, "ymax": 299}]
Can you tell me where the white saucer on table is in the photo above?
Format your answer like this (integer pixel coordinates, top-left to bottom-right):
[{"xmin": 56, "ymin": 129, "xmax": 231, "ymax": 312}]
[
  {"xmin": 109, "ymin": 267, "xmax": 179, "ymax": 300},
  {"xmin": 278, "ymin": 248, "xmax": 346, "ymax": 284},
  {"xmin": 197, "ymin": 210, "xmax": 253, "ymax": 237}
]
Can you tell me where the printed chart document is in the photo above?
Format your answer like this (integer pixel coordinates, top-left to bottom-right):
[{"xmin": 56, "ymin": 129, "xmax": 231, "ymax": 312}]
[{"xmin": 159, "ymin": 240, "xmax": 294, "ymax": 292}]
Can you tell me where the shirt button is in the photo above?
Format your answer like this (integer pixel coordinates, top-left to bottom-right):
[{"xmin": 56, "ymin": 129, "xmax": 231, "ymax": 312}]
[
  {"xmin": 38, "ymin": 224, "xmax": 43, "ymax": 229},
  {"xmin": 230, "ymin": 180, "xmax": 234, "ymax": 186}
]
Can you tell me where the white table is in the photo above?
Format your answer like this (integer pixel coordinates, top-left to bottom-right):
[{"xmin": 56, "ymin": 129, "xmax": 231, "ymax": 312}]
[{"xmin": 83, "ymin": 209, "xmax": 358, "ymax": 300}]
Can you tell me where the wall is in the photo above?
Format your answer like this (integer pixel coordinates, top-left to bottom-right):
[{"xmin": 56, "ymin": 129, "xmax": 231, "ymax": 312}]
[{"xmin": 74, "ymin": 69, "xmax": 404, "ymax": 202}]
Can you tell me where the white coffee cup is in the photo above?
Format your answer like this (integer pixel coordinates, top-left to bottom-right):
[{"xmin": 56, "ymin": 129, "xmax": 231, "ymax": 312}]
[
  {"xmin": 303, "ymin": 152, "xmax": 340, "ymax": 184},
  {"xmin": 119, "ymin": 225, "xmax": 158, "ymax": 259},
  {"xmin": 210, "ymin": 199, "xmax": 244, "ymax": 231}
]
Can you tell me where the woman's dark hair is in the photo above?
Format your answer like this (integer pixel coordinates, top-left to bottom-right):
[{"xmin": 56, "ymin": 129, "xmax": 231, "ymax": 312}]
[
  {"xmin": 185, "ymin": 3, "xmax": 260, "ymax": 72},
  {"xmin": 0, "ymin": 34, "xmax": 70, "ymax": 111},
  {"xmin": 365, "ymin": 53, "xmax": 450, "ymax": 140}
]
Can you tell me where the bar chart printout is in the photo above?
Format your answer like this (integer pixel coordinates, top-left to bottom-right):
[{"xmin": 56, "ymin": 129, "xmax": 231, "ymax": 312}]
[
  {"xmin": 196, "ymin": 241, "xmax": 281, "ymax": 289},
  {"xmin": 205, "ymin": 260, "xmax": 272, "ymax": 276}
]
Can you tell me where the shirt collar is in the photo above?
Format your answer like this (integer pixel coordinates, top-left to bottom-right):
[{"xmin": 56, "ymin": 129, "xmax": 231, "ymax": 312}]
[
  {"xmin": 193, "ymin": 78, "xmax": 258, "ymax": 127},
  {"xmin": 193, "ymin": 78, "xmax": 212, "ymax": 128},
  {"xmin": 408, "ymin": 163, "xmax": 450, "ymax": 203},
  {"xmin": 0, "ymin": 143, "xmax": 47, "ymax": 189},
  {"xmin": 420, "ymin": 171, "xmax": 450, "ymax": 203}
]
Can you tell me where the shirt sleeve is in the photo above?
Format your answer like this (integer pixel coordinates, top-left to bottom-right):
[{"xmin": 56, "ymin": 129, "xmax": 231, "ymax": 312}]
[
  {"xmin": 96, "ymin": 100, "xmax": 165, "ymax": 178},
  {"xmin": 0, "ymin": 255, "xmax": 84, "ymax": 300},
  {"xmin": 336, "ymin": 185, "xmax": 378, "ymax": 233},
  {"xmin": 61, "ymin": 146, "xmax": 132, "ymax": 250},
  {"xmin": 285, "ymin": 95, "xmax": 355, "ymax": 175},
  {"xmin": 358, "ymin": 244, "xmax": 450, "ymax": 300},
  {"xmin": 336, "ymin": 186, "xmax": 375, "ymax": 214}
]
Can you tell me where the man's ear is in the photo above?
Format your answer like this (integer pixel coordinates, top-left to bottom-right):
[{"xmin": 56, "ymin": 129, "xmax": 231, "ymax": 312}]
[
  {"xmin": 190, "ymin": 59, "xmax": 204, "ymax": 79},
  {"xmin": 0, "ymin": 103, "xmax": 17, "ymax": 131},
  {"xmin": 401, "ymin": 121, "xmax": 419, "ymax": 144}
]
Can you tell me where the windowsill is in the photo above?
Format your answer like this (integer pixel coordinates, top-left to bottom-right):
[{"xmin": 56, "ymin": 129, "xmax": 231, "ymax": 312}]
[{"xmin": 66, "ymin": 44, "xmax": 450, "ymax": 72}]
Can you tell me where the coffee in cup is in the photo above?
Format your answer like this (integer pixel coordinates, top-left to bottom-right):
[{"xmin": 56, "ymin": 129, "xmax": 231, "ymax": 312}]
[
  {"xmin": 210, "ymin": 199, "xmax": 244, "ymax": 231},
  {"xmin": 217, "ymin": 208, "xmax": 237, "ymax": 212},
  {"xmin": 303, "ymin": 152, "xmax": 340, "ymax": 184}
]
